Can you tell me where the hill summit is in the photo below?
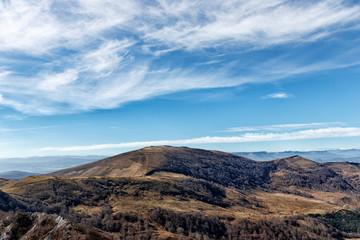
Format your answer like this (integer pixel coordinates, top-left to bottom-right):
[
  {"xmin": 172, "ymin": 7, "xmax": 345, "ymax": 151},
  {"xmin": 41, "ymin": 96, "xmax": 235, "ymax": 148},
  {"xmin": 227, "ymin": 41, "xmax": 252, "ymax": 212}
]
[
  {"xmin": 50, "ymin": 146, "xmax": 274, "ymax": 188},
  {"xmin": 50, "ymin": 146, "xmax": 360, "ymax": 191}
]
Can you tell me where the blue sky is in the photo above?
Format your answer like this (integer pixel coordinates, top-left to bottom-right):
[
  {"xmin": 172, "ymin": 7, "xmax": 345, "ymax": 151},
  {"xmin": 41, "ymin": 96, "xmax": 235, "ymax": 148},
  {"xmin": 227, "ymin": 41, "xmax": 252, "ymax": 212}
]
[{"xmin": 0, "ymin": 0, "xmax": 360, "ymax": 157}]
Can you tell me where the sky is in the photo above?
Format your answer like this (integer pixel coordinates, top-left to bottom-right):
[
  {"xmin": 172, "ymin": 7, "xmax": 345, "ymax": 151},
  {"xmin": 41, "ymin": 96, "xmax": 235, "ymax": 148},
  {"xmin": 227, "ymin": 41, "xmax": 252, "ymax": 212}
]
[{"xmin": 0, "ymin": 0, "xmax": 360, "ymax": 157}]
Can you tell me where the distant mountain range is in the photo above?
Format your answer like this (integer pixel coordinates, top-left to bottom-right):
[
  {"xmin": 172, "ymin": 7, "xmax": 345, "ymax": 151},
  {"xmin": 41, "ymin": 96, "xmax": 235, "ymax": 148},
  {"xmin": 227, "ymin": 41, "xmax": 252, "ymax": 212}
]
[
  {"xmin": 0, "ymin": 155, "xmax": 107, "ymax": 174},
  {"xmin": 234, "ymin": 149, "xmax": 360, "ymax": 162},
  {"xmin": 0, "ymin": 171, "xmax": 38, "ymax": 180},
  {"xmin": 1, "ymin": 146, "xmax": 360, "ymax": 239},
  {"xmin": 1, "ymin": 149, "xmax": 359, "ymax": 176},
  {"xmin": 0, "ymin": 149, "xmax": 360, "ymax": 175}
]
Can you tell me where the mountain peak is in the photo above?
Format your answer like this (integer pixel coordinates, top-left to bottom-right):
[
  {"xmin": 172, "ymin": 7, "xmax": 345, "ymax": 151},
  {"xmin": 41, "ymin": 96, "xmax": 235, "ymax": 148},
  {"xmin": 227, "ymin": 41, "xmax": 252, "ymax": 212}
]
[
  {"xmin": 273, "ymin": 155, "xmax": 320, "ymax": 170},
  {"xmin": 50, "ymin": 146, "xmax": 271, "ymax": 189}
]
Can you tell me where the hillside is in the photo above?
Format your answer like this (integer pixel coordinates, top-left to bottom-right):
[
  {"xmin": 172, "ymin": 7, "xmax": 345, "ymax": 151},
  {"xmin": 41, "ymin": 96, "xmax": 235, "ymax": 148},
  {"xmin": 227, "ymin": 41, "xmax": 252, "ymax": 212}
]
[
  {"xmin": 51, "ymin": 146, "xmax": 275, "ymax": 189},
  {"xmin": 0, "ymin": 175, "xmax": 349, "ymax": 239},
  {"xmin": 0, "ymin": 212, "xmax": 110, "ymax": 239},
  {"xmin": 0, "ymin": 177, "xmax": 13, "ymax": 187},
  {"xmin": 269, "ymin": 155, "xmax": 353, "ymax": 191},
  {"xmin": 0, "ymin": 190, "xmax": 25, "ymax": 212},
  {"xmin": 50, "ymin": 147, "xmax": 356, "ymax": 193},
  {"xmin": 2, "ymin": 146, "xmax": 360, "ymax": 239},
  {"xmin": 323, "ymin": 162, "xmax": 360, "ymax": 191}
]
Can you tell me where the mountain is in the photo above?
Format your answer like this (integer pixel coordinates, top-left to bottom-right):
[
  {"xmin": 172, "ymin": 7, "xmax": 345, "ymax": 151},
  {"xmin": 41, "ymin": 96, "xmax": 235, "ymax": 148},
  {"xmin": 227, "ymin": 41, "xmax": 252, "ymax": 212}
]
[
  {"xmin": 322, "ymin": 162, "xmax": 360, "ymax": 191},
  {"xmin": 50, "ymin": 147, "xmax": 356, "ymax": 192},
  {"xmin": 1, "ymin": 146, "xmax": 360, "ymax": 239},
  {"xmin": 234, "ymin": 149, "xmax": 360, "ymax": 162},
  {"xmin": 0, "ymin": 171, "xmax": 39, "ymax": 180},
  {"xmin": 50, "ymin": 146, "xmax": 275, "ymax": 189},
  {"xmin": 0, "ymin": 155, "xmax": 107, "ymax": 174},
  {"xmin": 0, "ymin": 177, "xmax": 13, "ymax": 187},
  {"xmin": 269, "ymin": 155, "xmax": 353, "ymax": 191},
  {"xmin": 0, "ymin": 190, "xmax": 25, "ymax": 212}
]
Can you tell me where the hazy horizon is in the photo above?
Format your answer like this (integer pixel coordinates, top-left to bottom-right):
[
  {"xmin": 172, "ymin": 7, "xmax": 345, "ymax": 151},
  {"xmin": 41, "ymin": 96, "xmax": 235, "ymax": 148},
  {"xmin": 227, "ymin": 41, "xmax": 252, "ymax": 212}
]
[{"xmin": 1, "ymin": 147, "xmax": 360, "ymax": 175}]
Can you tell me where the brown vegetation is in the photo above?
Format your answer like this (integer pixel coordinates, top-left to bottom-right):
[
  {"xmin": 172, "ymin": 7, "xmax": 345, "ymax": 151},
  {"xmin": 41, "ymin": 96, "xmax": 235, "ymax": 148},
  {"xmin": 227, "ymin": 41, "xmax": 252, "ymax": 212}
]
[{"xmin": 1, "ymin": 146, "xmax": 360, "ymax": 239}]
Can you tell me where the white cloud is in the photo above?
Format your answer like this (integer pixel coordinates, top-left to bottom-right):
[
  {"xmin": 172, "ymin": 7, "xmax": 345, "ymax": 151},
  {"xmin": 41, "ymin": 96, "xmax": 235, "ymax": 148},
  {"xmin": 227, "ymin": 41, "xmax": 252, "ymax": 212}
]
[
  {"xmin": 0, "ymin": 70, "xmax": 12, "ymax": 80},
  {"xmin": 263, "ymin": 92, "xmax": 292, "ymax": 99},
  {"xmin": 1, "ymin": 0, "xmax": 359, "ymax": 53},
  {"xmin": 223, "ymin": 122, "xmax": 344, "ymax": 132},
  {"xmin": 0, "ymin": 125, "xmax": 59, "ymax": 133},
  {"xmin": 38, "ymin": 69, "xmax": 79, "ymax": 91},
  {"xmin": 0, "ymin": 0, "xmax": 140, "ymax": 54},
  {"xmin": 41, "ymin": 127, "xmax": 360, "ymax": 151},
  {"xmin": 143, "ymin": 0, "xmax": 360, "ymax": 50},
  {"xmin": 0, "ymin": 0, "xmax": 359, "ymax": 114},
  {"xmin": 81, "ymin": 39, "xmax": 136, "ymax": 76},
  {"xmin": 2, "ymin": 115, "xmax": 26, "ymax": 121}
]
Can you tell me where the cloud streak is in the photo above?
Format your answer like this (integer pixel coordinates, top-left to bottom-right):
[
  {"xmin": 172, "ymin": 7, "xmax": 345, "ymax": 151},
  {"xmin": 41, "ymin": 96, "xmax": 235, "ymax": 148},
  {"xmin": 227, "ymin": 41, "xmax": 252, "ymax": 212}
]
[
  {"xmin": 0, "ymin": 125, "xmax": 60, "ymax": 133},
  {"xmin": 262, "ymin": 92, "xmax": 292, "ymax": 99},
  {"xmin": 41, "ymin": 127, "xmax": 360, "ymax": 152},
  {"xmin": 222, "ymin": 122, "xmax": 345, "ymax": 132}
]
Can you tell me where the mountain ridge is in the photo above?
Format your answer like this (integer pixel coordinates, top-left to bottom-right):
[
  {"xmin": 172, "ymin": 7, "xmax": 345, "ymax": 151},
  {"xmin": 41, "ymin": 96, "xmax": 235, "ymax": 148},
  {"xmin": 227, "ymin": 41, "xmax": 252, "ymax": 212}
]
[
  {"xmin": 49, "ymin": 146, "xmax": 360, "ymax": 193},
  {"xmin": 2, "ymin": 146, "xmax": 360, "ymax": 239},
  {"xmin": 50, "ymin": 146, "xmax": 274, "ymax": 189},
  {"xmin": 234, "ymin": 149, "xmax": 360, "ymax": 162}
]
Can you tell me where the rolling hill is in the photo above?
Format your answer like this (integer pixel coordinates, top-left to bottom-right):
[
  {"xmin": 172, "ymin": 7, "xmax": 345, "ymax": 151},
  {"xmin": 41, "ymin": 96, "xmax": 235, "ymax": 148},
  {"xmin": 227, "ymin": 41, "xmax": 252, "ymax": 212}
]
[
  {"xmin": 50, "ymin": 146, "xmax": 275, "ymax": 189},
  {"xmin": 269, "ymin": 155, "xmax": 354, "ymax": 191},
  {"xmin": 0, "ymin": 177, "xmax": 13, "ymax": 187},
  {"xmin": 50, "ymin": 146, "xmax": 357, "ymax": 193},
  {"xmin": 1, "ymin": 146, "xmax": 360, "ymax": 239}
]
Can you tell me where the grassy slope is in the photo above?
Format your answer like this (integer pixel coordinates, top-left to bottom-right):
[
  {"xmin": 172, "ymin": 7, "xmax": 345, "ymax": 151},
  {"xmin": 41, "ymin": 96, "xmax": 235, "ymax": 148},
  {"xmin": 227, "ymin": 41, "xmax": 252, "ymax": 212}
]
[
  {"xmin": 0, "ymin": 174, "xmax": 342, "ymax": 219},
  {"xmin": 2, "ymin": 147, "xmax": 360, "ymax": 239},
  {"xmin": 0, "ymin": 177, "xmax": 14, "ymax": 187}
]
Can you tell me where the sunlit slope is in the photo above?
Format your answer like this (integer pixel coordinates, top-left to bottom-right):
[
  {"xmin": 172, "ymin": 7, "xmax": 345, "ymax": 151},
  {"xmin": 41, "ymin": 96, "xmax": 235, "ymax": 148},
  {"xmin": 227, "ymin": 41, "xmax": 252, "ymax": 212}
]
[{"xmin": 50, "ymin": 146, "xmax": 274, "ymax": 189}]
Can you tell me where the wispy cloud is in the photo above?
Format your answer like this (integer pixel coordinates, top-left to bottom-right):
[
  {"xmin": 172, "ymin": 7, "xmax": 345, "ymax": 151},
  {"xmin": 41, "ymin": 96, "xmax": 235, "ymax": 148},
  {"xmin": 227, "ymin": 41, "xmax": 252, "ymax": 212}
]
[
  {"xmin": 41, "ymin": 127, "xmax": 360, "ymax": 152},
  {"xmin": 0, "ymin": 125, "xmax": 60, "ymax": 133},
  {"xmin": 2, "ymin": 1, "xmax": 359, "ymax": 53},
  {"xmin": 262, "ymin": 92, "xmax": 292, "ymax": 99},
  {"xmin": 1, "ymin": 115, "xmax": 26, "ymax": 121},
  {"xmin": 195, "ymin": 60, "xmax": 223, "ymax": 66},
  {"xmin": 0, "ymin": 0, "xmax": 359, "ymax": 114},
  {"xmin": 222, "ymin": 122, "xmax": 345, "ymax": 132},
  {"xmin": 143, "ymin": 0, "xmax": 360, "ymax": 50}
]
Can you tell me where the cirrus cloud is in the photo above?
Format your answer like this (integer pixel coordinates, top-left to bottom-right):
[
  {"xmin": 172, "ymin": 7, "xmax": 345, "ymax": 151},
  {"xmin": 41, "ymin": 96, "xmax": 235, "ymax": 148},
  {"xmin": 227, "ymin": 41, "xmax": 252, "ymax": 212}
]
[{"xmin": 0, "ymin": 0, "xmax": 360, "ymax": 114}]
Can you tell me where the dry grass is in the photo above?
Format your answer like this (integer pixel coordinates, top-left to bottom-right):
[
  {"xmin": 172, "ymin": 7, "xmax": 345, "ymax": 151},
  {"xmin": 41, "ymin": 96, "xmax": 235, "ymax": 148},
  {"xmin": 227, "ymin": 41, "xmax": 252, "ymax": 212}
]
[
  {"xmin": 0, "ymin": 177, "xmax": 14, "ymax": 187},
  {"xmin": 254, "ymin": 191, "xmax": 340, "ymax": 216},
  {"xmin": 309, "ymin": 190, "xmax": 360, "ymax": 210},
  {"xmin": 0, "ymin": 173, "xmax": 356, "ymax": 226}
]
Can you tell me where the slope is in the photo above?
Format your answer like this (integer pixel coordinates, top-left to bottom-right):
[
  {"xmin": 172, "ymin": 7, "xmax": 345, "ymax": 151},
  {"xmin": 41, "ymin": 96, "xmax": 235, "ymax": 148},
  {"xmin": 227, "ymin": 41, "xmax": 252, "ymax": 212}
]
[
  {"xmin": 0, "ymin": 177, "xmax": 13, "ymax": 187},
  {"xmin": 268, "ymin": 155, "xmax": 353, "ymax": 191},
  {"xmin": 50, "ymin": 146, "xmax": 275, "ymax": 189},
  {"xmin": 3, "ymin": 147, "xmax": 360, "ymax": 239},
  {"xmin": 323, "ymin": 162, "xmax": 360, "ymax": 191},
  {"xmin": 0, "ymin": 190, "xmax": 25, "ymax": 212}
]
